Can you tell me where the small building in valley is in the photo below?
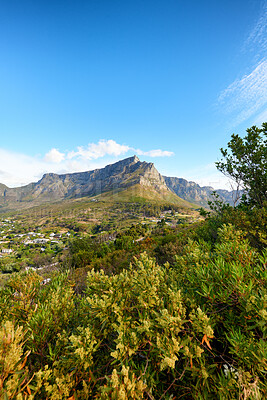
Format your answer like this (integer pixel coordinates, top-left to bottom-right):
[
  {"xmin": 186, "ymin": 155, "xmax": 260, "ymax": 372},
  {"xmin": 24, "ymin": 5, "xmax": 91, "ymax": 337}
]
[{"xmin": 1, "ymin": 248, "xmax": 13, "ymax": 254}]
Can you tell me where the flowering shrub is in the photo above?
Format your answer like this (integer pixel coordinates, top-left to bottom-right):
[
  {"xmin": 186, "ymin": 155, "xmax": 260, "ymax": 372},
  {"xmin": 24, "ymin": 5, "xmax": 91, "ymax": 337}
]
[
  {"xmin": 0, "ymin": 224, "xmax": 266, "ymax": 399},
  {"xmin": 0, "ymin": 320, "xmax": 32, "ymax": 400}
]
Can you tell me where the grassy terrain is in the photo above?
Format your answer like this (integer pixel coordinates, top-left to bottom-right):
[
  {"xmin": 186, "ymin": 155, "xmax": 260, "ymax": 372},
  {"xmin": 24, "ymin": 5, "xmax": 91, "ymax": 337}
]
[{"xmin": 96, "ymin": 184, "xmax": 198, "ymax": 207}]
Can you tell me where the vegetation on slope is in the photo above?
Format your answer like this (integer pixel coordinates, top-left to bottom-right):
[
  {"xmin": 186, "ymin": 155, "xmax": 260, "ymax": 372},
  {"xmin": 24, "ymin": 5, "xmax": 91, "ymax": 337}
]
[
  {"xmin": 0, "ymin": 222, "xmax": 266, "ymax": 399},
  {"xmin": 0, "ymin": 123, "xmax": 266, "ymax": 399}
]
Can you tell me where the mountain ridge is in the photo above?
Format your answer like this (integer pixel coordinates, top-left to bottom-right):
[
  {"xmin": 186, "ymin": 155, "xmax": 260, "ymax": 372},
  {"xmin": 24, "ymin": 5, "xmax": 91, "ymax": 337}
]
[
  {"xmin": 0, "ymin": 156, "xmax": 175, "ymax": 210},
  {"xmin": 164, "ymin": 176, "xmax": 238, "ymax": 207},
  {"xmin": 0, "ymin": 155, "xmax": 236, "ymax": 211}
]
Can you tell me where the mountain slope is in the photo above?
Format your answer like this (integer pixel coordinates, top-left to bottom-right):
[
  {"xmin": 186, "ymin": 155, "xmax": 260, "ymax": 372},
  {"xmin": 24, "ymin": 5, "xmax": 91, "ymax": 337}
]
[
  {"xmin": 96, "ymin": 184, "xmax": 197, "ymax": 208},
  {"xmin": 0, "ymin": 156, "xmax": 195, "ymax": 212},
  {"xmin": 0, "ymin": 156, "xmax": 238, "ymax": 212},
  {"xmin": 164, "ymin": 176, "xmax": 239, "ymax": 207}
]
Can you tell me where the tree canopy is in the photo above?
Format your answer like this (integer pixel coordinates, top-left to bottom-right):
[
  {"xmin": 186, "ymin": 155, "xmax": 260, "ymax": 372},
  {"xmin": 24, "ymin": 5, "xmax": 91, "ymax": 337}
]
[{"xmin": 216, "ymin": 123, "xmax": 267, "ymax": 207}]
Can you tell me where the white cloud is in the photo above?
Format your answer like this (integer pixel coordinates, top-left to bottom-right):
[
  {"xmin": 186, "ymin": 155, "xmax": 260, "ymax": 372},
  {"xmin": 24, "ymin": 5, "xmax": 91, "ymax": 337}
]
[
  {"xmin": 68, "ymin": 139, "xmax": 130, "ymax": 160},
  {"xmin": 217, "ymin": 59, "xmax": 267, "ymax": 125},
  {"xmin": 0, "ymin": 147, "xmax": 115, "ymax": 187},
  {"xmin": 135, "ymin": 149, "xmax": 174, "ymax": 157},
  {"xmin": 217, "ymin": 2, "xmax": 267, "ymax": 127},
  {"xmin": 0, "ymin": 146, "xmax": 230, "ymax": 191},
  {"xmin": 0, "ymin": 147, "xmax": 230, "ymax": 191},
  {"xmin": 0, "ymin": 139, "xmax": 175, "ymax": 187},
  {"xmin": 253, "ymin": 108, "xmax": 267, "ymax": 125},
  {"xmin": 243, "ymin": 1, "xmax": 267, "ymax": 54},
  {"xmin": 67, "ymin": 139, "xmax": 174, "ymax": 160},
  {"xmin": 44, "ymin": 148, "xmax": 65, "ymax": 163},
  {"xmin": 0, "ymin": 148, "xmax": 49, "ymax": 187}
]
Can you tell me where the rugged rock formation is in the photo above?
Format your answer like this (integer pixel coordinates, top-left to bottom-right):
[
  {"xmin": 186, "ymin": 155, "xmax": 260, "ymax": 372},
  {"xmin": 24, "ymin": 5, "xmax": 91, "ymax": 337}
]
[
  {"xmin": 0, "ymin": 156, "xmax": 170, "ymax": 208},
  {"xmin": 164, "ymin": 176, "xmax": 239, "ymax": 207},
  {"xmin": 0, "ymin": 155, "xmax": 239, "ymax": 211}
]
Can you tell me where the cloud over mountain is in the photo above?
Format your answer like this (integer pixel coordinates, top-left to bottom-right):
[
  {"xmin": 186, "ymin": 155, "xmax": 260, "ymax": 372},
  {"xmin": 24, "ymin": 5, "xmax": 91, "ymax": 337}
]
[
  {"xmin": 45, "ymin": 148, "xmax": 65, "ymax": 163},
  {"xmin": 67, "ymin": 140, "xmax": 174, "ymax": 160},
  {"xmin": 0, "ymin": 139, "xmax": 174, "ymax": 187},
  {"xmin": 67, "ymin": 140, "xmax": 130, "ymax": 160}
]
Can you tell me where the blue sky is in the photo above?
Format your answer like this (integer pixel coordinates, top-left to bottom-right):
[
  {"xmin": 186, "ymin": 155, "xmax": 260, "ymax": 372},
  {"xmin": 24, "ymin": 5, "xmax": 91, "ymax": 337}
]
[{"xmin": 0, "ymin": 0, "xmax": 266, "ymax": 188}]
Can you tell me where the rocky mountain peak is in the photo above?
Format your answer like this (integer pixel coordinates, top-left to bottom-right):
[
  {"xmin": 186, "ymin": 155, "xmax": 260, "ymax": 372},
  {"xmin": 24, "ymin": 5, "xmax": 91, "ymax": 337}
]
[
  {"xmin": 0, "ymin": 155, "xmax": 237, "ymax": 211},
  {"xmin": 109, "ymin": 155, "xmax": 140, "ymax": 168},
  {"xmin": 131, "ymin": 155, "xmax": 140, "ymax": 163}
]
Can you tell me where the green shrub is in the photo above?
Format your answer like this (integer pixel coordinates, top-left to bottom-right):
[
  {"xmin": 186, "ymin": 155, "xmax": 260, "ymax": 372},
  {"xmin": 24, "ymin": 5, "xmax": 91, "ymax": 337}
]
[
  {"xmin": 0, "ymin": 224, "xmax": 266, "ymax": 399},
  {"xmin": 173, "ymin": 224, "xmax": 267, "ymax": 397}
]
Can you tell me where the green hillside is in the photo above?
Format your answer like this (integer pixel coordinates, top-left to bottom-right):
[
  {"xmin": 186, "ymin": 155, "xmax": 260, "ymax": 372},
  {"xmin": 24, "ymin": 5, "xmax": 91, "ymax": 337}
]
[
  {"xmin": 0, "ymin": 124, "xmax": 266, "ymax": 399},
  {"xmin": 94, "ymin": 184, "xmax": 198, "ymax": 208}
]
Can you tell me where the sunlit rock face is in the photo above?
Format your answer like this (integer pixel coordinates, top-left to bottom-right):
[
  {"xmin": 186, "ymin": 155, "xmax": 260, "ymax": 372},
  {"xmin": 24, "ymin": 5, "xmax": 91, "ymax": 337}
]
[
  {"xmin": 0, "ymin": 156, "xmax": 170, "ymax": 206},
  {"xmin": 0, "ymin": 155, "xmax": 238, "ymax": 210},
  {"xmin": 164, "ymin": 176, "xmax": 239, "ymax": 207}
]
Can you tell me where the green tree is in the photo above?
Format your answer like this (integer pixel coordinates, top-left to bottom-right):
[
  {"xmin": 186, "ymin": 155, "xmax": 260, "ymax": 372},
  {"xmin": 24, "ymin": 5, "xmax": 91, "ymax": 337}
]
[{"xmin": 216, "ymin": 123, "xmax": 267, "ymax": 207}]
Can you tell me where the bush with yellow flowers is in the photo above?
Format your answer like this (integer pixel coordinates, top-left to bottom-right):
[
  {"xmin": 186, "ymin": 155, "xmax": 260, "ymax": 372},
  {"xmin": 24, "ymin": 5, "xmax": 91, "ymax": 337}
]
[{"xmin": 0, "ymin": 224, "xmax": 266, "ymax": 399}]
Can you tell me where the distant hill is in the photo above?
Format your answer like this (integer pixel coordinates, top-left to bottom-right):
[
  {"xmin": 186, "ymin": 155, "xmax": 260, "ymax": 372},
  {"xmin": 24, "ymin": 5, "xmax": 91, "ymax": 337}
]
[
  {"xmin": 0, "ymin": 155, "xmax": 237, "ymax": 212},
  {"xmin": 164, "ymin": 176, "xmax": 239, "ymax": 207}
]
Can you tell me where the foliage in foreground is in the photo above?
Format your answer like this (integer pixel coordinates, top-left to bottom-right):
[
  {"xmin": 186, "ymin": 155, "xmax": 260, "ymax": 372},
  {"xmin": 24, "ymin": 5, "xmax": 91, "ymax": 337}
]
[{"xmin": 0, "ymin": 224, "xmax": 266, "ymax": 399}]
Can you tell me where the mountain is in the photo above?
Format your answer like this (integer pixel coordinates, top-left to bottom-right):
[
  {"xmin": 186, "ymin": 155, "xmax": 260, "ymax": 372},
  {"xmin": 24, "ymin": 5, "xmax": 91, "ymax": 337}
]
[
  {"xmin": 0, "ymin": 156, "xmax": 195, "ymax": 211},
  {"xmin": 164, "ymin": 176, "xmax": 239, "ymax": 207},
  {"xmin": 0, "ymin": 155, "xmax": 237, "ymax": 212}
]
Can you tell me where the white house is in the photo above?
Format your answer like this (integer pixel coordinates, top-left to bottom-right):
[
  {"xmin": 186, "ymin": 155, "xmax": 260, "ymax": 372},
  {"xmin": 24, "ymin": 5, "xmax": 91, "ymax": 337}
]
[{"xmin": 1, "ymin": 248, "xmax": 13, "ymax": 254}]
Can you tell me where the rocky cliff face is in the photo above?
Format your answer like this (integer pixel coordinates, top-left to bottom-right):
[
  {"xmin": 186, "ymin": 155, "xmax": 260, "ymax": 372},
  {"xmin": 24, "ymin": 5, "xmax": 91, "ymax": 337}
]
[
  {"xmin": 0, "ymin": 156, "xmax": 170, "ymax": 208},
  {"xmin": 0, "ymin": 156, "xmax": 239, "ymax": 210},
  {"xmin": 139, "ymin": 162, "xmax": 167, "ymax": 191},
  {"xmin": 33, "ymin": 155, "xmax": 168, "ymax": 199},
  {"xmin": 164, "ymin": 176, "xmax": 239, "ymax": 207}
]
